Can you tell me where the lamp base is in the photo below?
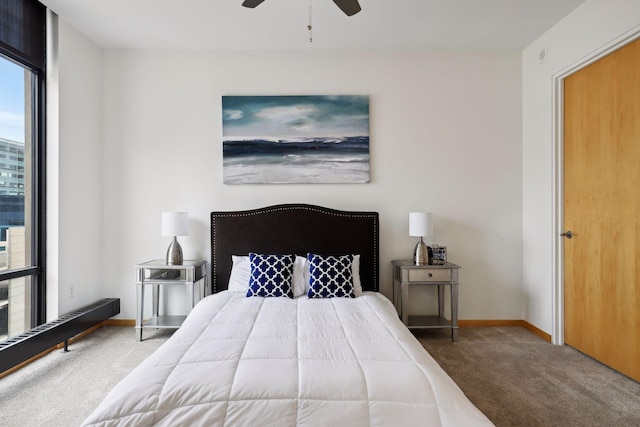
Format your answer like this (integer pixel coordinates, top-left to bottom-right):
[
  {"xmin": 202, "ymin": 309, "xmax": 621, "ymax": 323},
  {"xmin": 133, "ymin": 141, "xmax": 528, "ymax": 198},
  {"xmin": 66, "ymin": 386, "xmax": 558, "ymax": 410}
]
[
  {"xmin": 166, "ymin": 236, "xmax": 183, "ymax": 265},
  {"xmin": 413, "ymin": 237, "xmax": 430, "ymax": 265}
]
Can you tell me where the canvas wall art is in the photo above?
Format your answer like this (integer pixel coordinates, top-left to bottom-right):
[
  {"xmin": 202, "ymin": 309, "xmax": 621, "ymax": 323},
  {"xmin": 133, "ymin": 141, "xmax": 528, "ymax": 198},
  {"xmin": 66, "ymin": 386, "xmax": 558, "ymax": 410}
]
[{"xmin": 222, "ymin": 95, "xmax": 370, "ymax": 184}]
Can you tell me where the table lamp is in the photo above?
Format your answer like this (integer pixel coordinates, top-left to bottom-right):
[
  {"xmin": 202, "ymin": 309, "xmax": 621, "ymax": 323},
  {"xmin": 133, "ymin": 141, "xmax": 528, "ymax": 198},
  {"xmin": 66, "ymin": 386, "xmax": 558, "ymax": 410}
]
[
  {"xmin": 409, "ymin": 212, "xmax": 433, "ymax": 265},
  {"xmin": 161, "ymin": 211, "xmax": 188, "ymax": 265}
]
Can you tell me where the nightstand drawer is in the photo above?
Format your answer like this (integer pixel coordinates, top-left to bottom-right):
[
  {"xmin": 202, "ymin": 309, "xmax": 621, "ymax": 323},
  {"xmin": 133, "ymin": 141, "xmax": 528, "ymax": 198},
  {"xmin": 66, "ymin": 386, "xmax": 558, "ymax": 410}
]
[{"xmin": 408, "ymin": 268, "xmax": 451, "ymax": 282}]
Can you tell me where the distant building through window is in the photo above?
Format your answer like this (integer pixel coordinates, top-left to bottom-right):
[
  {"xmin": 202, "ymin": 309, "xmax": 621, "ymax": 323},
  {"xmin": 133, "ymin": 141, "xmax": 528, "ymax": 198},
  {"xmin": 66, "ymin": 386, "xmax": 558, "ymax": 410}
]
[{"xmin": 0, "ymin": 137, "xmax": 26, "ymax": 250}]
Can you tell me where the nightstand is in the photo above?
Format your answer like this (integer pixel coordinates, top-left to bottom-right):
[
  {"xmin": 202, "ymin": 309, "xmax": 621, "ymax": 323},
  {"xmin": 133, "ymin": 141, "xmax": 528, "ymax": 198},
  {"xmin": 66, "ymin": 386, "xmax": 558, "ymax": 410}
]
[
  {"xmin": 134, "ymin": 259, "xmax": 208, "ymax": 341},
  {"xmin": 391, "ymin": 260, "xmax": 460, "ymax": 341}
]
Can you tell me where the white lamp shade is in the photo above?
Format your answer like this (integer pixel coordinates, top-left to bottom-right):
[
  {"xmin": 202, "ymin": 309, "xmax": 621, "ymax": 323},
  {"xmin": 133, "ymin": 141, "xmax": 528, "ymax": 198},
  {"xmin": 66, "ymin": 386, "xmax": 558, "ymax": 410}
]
[
  {"xmin": 409, "ymin": 212, "xmax": 433, "ymax": 237},
  {"xmin": 161, "ymin": 212, "xmax": 189, "ymax": 236}
]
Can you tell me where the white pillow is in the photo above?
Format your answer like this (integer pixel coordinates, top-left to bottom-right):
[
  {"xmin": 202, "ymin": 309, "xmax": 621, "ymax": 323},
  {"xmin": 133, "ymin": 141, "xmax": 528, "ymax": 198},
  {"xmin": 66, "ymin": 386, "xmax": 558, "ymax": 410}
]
[
  {"xmin": 228, "ymin": 255, "xmax": 251, "ymax": 292},
  {"xmin": 352, "ymin": 254, "xmax": 362, "ymax": 297},
  {"xmin": 292, "ymin": 256, "xmax": 307, "ymax": 297},
  {"xmin": 228, "ymin": 254, "xmax": 362, "ymax": 297}
]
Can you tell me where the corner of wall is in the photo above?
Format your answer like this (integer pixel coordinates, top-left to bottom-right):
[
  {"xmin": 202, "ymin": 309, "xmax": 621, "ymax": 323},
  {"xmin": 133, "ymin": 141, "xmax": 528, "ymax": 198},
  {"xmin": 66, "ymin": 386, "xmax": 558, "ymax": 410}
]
[{"xmin": 45, "ymin": 10, "xmax": 60, "ymax": 321}]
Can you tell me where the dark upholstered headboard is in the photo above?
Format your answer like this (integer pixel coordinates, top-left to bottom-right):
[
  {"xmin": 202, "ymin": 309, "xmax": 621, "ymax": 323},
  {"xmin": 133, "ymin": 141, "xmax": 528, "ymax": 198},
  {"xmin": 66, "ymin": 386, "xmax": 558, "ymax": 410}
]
[{"xmin": 210, "ymin": 204, "xmax": 379, "ymax": 293}]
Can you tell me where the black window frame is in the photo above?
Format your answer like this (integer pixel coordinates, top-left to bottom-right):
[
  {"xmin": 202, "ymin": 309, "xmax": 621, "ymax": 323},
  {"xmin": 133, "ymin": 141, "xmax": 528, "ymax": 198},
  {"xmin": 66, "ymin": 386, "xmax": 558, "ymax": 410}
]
[{"xmin": 0, "ymin": 0, "xmax": 47, "ymax": 328}]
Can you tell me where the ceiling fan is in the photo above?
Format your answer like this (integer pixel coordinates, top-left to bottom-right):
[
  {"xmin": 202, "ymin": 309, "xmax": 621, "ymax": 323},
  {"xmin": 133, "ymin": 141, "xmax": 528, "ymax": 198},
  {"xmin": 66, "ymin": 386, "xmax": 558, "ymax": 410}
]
[{"xmin": 242, "ymin": 0, "xmax": 362, "ymax": 17}]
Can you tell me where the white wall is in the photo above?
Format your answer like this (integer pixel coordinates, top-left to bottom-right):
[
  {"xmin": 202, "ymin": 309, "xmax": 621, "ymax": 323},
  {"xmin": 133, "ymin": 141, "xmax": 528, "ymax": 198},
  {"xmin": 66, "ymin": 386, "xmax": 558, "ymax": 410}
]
[
  {"xmin": 48, "ymin": 0, "xmax": 640, "ymax": 332},
  {"xmin": 522, "ymin": 0, "xmax": 640, "ymax": 334},
  {"xmin": 101, "ymin": 49, "xmax": 523, "ymax": 320},
  {"xmin": 47, "ymin": 16, "xmax": 104, "ymax": 319}
]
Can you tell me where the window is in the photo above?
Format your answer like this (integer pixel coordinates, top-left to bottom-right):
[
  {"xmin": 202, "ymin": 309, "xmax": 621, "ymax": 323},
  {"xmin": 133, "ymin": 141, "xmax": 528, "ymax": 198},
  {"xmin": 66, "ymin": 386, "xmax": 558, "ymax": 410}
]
[{"xmin": 0, "ymin": 0, "xmax": 46, "ymax": 342}]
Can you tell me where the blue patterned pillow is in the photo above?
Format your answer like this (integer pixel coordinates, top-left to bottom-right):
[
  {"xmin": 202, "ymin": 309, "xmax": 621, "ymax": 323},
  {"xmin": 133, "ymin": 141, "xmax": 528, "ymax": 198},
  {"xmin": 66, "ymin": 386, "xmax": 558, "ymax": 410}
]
[
  {"xmin": 247, "ymin": 253, "xmax": 295, "ymax": 298},
  {"xmin": 307, "ymin": 253, "xmax": 355, "ymax": 298}
]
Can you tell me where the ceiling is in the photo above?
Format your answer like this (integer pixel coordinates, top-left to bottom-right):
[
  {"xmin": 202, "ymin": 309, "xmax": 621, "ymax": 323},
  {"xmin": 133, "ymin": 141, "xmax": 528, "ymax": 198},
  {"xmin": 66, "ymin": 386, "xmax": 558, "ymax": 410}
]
[{"xmin": 39, "ymin": 0, "xmax": 586, "ymax": 51}]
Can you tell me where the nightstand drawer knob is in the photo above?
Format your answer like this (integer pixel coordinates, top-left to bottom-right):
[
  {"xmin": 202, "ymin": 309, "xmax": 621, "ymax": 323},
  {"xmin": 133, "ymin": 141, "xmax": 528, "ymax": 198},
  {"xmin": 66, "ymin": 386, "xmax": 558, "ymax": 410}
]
[{"xmin": 428, "ymin": 273, "xmax": 433, "ymax": 277}]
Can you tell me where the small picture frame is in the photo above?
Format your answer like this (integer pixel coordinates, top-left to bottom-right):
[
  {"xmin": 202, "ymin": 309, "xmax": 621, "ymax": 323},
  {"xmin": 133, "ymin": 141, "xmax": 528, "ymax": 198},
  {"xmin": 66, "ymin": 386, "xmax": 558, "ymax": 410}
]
[{"xmin": 430, "ymin": 245, "xmax": 447, "ymax": 265}]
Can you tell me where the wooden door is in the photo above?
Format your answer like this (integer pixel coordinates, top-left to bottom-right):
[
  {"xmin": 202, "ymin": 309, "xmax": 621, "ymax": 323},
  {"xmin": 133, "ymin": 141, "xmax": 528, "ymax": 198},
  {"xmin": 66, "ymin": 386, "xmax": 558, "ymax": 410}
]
[{"xmin": 563, "ymin": 38, "xmax": 640, "ymax": 382}]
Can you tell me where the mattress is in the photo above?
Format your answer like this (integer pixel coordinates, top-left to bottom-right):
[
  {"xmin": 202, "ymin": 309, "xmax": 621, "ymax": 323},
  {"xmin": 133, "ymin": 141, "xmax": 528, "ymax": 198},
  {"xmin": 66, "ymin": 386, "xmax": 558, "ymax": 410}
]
[{"xmin": 82, "ymin": 291, "xmax": 493, "ymax": 426}]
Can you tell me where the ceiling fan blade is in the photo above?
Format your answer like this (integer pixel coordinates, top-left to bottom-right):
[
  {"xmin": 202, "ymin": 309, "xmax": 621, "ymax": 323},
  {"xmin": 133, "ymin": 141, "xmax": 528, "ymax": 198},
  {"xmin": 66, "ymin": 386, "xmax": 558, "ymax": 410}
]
[
  {"xmin": 332, "ymin": 0, "xmax": 361, "ymax": 16},
  {"xmin": 242, "ymin": 0, "xmax": 266, "ymax": 8}
]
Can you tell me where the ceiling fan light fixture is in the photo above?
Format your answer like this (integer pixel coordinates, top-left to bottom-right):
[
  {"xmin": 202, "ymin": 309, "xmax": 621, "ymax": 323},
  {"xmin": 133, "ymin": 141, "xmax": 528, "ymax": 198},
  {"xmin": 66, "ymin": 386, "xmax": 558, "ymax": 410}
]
[
  {"xmin": 242, "ymin": 0, "xmax": 265, "ymax": 8},
  {"xmin": 241, "ymin": 0, "xmax": 361, "ymax": 16},
  {"xmin": 332, "ymin": 0, "xmax": 361, "ymax": 16}
]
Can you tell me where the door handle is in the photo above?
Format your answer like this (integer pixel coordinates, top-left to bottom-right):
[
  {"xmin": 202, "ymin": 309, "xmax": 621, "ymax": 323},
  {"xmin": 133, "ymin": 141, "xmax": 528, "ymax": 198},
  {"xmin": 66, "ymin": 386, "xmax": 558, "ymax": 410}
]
[{"xmin": 560, "ymin": 230, "xmax": 574, "ymax": 239}]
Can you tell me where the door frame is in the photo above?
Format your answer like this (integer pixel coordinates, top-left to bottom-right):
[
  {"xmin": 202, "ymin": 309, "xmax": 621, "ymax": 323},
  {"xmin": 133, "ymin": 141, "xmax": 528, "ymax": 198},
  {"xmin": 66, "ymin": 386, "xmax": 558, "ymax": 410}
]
[{"xmin": 551, "ymin": 28, "xmax": 640, "ymax": 345}]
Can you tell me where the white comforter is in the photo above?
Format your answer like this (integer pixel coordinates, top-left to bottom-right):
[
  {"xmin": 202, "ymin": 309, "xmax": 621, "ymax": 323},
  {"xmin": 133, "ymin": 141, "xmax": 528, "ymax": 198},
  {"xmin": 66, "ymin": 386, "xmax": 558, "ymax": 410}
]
[{"xmin": 82, "ymin": 291, "xmax": 493, "ymax": 426}]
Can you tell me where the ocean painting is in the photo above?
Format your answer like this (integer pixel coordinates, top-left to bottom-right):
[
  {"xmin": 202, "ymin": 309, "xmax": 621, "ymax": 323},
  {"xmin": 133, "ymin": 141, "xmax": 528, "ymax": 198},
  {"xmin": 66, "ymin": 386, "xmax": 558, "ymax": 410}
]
[{"xmin": 222, "ymin": 95, "xmax": 370, "ymax": 184}]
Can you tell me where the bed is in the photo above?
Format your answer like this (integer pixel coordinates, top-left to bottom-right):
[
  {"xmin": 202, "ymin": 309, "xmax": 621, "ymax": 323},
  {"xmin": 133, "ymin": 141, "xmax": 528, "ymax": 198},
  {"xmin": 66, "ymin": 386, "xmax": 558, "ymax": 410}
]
[{"xmin": 82, "ymin": 204, "xmax": 493, "ymax": 426}]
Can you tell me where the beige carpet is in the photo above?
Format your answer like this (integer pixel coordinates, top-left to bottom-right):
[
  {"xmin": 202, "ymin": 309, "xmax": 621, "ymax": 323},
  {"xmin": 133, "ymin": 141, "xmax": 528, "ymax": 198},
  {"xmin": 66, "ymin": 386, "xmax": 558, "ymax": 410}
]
[
  {"xmin": 0, "ymin": 326, "xmax": 638, "ymax": 426},
  {"xmin": 0, "ymin": 327, "xmax": 173, "ymax": 427},
  {"xmin": 418, "ymin": 327, "xmax": 640, "ymax": 427}
]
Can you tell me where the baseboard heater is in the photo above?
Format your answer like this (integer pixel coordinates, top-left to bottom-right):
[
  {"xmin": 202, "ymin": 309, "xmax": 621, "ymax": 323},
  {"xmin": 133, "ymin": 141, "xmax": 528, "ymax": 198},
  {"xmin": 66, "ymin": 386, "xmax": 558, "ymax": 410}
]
[{"xmin": 0, "ymin": 298, "xmax": 120, "ymax": 374}]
